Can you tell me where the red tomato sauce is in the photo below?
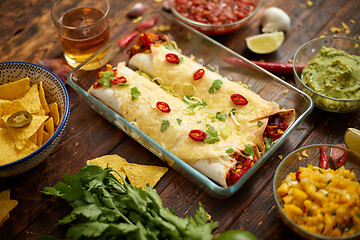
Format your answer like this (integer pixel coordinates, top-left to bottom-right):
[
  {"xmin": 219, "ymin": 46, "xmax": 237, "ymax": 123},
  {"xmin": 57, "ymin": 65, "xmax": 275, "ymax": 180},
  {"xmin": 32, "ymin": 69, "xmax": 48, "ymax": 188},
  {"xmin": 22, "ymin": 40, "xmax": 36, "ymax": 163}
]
[{"xmin": 173, "ymin": 0, "xmax": 257, "ymax": 25}]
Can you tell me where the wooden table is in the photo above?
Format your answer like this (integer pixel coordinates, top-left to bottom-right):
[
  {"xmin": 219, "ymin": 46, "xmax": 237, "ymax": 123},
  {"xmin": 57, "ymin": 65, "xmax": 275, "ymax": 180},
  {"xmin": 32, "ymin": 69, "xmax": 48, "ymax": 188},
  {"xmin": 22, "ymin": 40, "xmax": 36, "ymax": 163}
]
[{"xmin": 0, "ymin": 0, "xmax": 359, "ymax": 239}]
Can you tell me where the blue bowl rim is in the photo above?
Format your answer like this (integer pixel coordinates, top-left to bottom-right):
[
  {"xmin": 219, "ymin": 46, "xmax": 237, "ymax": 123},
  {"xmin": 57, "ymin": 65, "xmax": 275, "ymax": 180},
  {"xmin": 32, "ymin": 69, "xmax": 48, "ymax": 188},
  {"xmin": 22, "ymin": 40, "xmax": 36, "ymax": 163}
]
[{"xmin": 0, "ymin": 61, "xmax": 70, "ymax": 169}]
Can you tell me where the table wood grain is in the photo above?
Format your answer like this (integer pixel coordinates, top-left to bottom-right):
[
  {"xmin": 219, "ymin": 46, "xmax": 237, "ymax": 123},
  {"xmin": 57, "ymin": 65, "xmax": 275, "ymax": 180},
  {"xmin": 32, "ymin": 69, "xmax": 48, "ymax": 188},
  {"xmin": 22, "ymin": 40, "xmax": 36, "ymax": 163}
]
[{"xmin": 0, "ymin": 0, "xmax": 359, "ymax": 239}]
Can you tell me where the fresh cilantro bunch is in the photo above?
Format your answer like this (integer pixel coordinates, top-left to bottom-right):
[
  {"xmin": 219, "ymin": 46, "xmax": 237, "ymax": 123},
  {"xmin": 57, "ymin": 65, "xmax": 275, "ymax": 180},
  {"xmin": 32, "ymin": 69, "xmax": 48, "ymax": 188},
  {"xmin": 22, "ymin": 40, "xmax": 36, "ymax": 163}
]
[{"xmin": 42, "ymin": 165, "xmax": 218, "ymax": 240}]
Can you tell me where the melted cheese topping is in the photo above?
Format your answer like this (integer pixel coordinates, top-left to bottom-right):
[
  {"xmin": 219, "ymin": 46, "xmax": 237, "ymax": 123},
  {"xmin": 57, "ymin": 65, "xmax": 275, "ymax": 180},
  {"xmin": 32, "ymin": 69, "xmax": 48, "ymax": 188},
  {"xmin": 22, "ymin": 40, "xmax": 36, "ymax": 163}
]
[{"xmin": 89, "ymin": 63, "xmax": 261, "ymax": 164}]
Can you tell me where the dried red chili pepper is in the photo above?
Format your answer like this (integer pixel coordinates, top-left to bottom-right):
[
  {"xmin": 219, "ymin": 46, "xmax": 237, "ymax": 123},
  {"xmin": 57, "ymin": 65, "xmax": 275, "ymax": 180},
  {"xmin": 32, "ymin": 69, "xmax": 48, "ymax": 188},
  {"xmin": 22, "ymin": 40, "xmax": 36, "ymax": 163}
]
[
  {"xmin": 156, "ymin": 101, "xmax": 171, "ymax": 113},
  {"xmin": 137, "ymin": 17, "xmax": 159, "ymax": 30},
  {"xmin": 189, "ymin": 130, "xmax": 207, "ymax": 141},
  {"xmin": 165, "ymin": 53, "xmax": 180, "ymax": 64},
  {"xmin": 118, "ymin": 31, "xmax": 139, "ymax": 48},
  {"xmin": 193, "ymin": 68, "xmax": 205, "ymax": 80},
  {"xmin": 295, "ymin": 171, "xmax": 301, "ymax": 181},
  {"xmin": 337, "ymin": 150, "xmax": 349, "ymax": 167},
  {"xmin": 110, "ymin": 76, "xmax": 127, "ymax": 84},
  {"xmin": 230, "ymin": 94, "xmax": 248, "ymax": 105},
  {"xmin": 319, "ymin": 146, "xmax": 329, "ymax": 169}
]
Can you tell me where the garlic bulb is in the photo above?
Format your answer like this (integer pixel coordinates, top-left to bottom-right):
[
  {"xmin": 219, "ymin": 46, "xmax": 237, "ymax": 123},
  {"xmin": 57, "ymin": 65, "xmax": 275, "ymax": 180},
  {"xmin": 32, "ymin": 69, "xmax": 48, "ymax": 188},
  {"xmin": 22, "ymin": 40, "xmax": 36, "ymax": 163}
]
[{"xmin": 261, "ymin": 7, "xmax": 291, "ymax": 33}]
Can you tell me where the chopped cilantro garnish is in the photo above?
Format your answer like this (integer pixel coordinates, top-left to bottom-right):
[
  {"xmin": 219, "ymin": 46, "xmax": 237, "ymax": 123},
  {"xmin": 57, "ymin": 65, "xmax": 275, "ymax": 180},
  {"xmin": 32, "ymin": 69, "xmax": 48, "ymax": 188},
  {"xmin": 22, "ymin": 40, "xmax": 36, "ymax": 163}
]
[
  {"xmin": 257, "ymin": 120, "xmax": 264, "ymax": 127},
  {"xmin": 179, "ymin": 56, "xmax": 184, "ymax": 64},
  {"xmin": 163, "ymin": 43, "xmax": 172, "ymax": 50},
  {"xmin": 98, "ymin": 70, "xmax": 114, "ymax": 87},
  {"xmin": 216, "ymin": 112, "xmax": 226, "ymax": 121},
  {"xmin": 226, "ymin": 148, "xmax": 234, "ymax": 154},
  {"xmin": 208, "ymin": 79, "xmax": 223, "ymax": 93},
  {"xmin": 264, "ymin": 137, "xmax": 274, "ymax": 150},
  {"xmin": 203, "ymin": 124, "xmax": 220, "ymax": 144},
  {"xmin": 187, "ymin": 101, "xmax": 207, "ymax": 112},
  {"xmin": 357, "ymin": 213, "xmax": 360, "ymax": 218},
  {"xmin": 244, "ymin": 144, "xmax": 254, "ymax": 156},
  {"xmin": 118, "ymin": 82, "xmax": 130, "ymax": 87},
  {"xmin": 176, "ymin": 118, "xmax": 182, "ymax": 125},
  {"xmin": 279, "ymin": 105, "xmax": 284, "ymax": 109},
  {"xmin": 161, "ymin": 120, "xmax": 170, "ymax": 132},
  {"xmin": 332, "ymin": 210, "xmax": 336, "ymax": 215},
  {"xmin": 197, "ymin": 121, "xmax": 202, "ymax": 124},
  {"xmin": 325, "ymin": 193, "xmax": 329, "ymax": 198},
  {"xmin": 327, "ymin": 180, "xmax": 332, "ymax": 184},
  {"xmin": 228, "ymin": 108, "xmax": 236, "ymax": 116},
  {"xmin": 131, "ymin": 87, "xmax": 140, "ymax": 100}
]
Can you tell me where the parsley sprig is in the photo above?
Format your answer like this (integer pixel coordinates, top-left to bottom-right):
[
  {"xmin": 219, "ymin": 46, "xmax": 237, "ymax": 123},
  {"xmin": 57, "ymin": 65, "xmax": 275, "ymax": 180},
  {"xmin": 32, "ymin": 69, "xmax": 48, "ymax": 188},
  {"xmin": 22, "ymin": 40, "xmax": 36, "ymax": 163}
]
[
  {"xmin": 208, "ymin": 79, "xmax": 223, "ymax": 93},
  {"xmin": 203, "ymin": 124, "xmax": 220, "ymax": 144},
  {"xmin": 42, "ymin": 165, "xmax": 218, "ymax": 239}
]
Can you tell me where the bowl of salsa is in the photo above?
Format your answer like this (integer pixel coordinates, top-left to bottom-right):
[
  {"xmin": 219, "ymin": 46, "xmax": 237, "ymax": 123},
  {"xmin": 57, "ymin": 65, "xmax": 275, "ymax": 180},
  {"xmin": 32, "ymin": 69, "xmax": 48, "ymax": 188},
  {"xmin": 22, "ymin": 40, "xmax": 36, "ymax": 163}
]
[{"xmin": 168, "ymin": 0, "xmax": 262, "ymax": 35}]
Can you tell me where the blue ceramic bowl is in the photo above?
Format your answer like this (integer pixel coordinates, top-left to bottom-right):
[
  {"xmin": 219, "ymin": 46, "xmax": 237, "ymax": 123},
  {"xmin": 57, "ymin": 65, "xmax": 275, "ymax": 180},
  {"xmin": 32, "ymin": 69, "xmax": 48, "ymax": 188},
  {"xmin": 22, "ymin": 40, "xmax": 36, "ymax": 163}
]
[{"xmin": 0, "ymin": 62, "xmax": 70, "ymax": 177}]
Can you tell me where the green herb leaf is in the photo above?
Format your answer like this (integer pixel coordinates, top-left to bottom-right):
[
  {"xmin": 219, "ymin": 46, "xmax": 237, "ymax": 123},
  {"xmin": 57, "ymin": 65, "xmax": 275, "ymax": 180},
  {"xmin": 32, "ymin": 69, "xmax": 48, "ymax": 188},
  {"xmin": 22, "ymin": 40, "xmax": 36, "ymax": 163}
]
[
  {"xmin": 228, "ymin": 108, "xmax": 236, "ymax": 116},
  {"xmin": 187, "ymin": 101, "xmax": 207, "ymax": 112},
  {"xmin": 176, "ymin": 118, "xmax": 182, "ymax": 125},
  {"xmin": 203, "ymin": 124, "xmax": 220, "ymax": 144},
  {"xmin": 197, "ymin": 121, "xmax": 202, "ymax": 124},
  {"xmin": 208, "ymin": 79, "xmax": 223, "ymax": 93},
  {"xmin": 216, "ymin": 112, "xmax": 226, "ymax": 121},
  {"xmin": 161, "ymin": 120, "xmax": 170, "ymax": 132},
  {"xmin": 131, "ymin": 87, "xmax": 140, "ymax": 100},
  {"xmin": 257, "ymin": 120, "xmax": 264, "ymax": 127},
  {"xmin": 244, "ymin": 144, "xmax": 254, "ymax": 156},
  {"xmin": 41, "ymin": 165, "xmax": 218, "ymax": 240},
  {"xmin": 118, "ymin": 83, "xmax": 130, "ymax": 87},
  {"xmin": 98, "ymin": 70, "xmax": 114, "ymax": 87},
  {"xmin": 226, "ymin": 148, "xmax": 234, "ymax": 154},
  {"xmin": 264, "ymin": 137, "xmax": 274, "ymax": 150}
]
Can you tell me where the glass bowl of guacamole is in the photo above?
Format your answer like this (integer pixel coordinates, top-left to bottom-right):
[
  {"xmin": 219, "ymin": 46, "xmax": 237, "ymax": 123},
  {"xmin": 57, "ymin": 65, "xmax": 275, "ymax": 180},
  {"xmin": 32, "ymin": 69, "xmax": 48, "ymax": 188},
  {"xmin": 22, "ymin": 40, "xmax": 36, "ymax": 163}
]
[{"xmin": 293, "ymin": 36, "xmax": 360, "ymax": 113}]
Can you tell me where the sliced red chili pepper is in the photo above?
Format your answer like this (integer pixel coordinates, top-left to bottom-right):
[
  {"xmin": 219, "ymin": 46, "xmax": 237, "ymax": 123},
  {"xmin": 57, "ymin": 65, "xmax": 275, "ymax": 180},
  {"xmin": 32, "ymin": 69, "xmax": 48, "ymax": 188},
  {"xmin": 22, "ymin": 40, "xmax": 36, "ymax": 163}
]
[
  {"xmin": 193, "ymin": 68, "xmax": 205, "ymax": 80},
  {"xmin": 93, "ymin": 81, "xmax": 101, "ymax": 89},
  {"xmin": 189, "ymin": 130, "xmax": 207, "ymax": 141},
  {"xmin": 230, "ymin": 94, "xmax": 248, "ymax": 105},
  {"xmin": 165, "ymin": 53, "xmax": 180, "ymax": 64},
  {"xmin": 137, "ymin": 17, "xmax": 159, "ymax": 30},
  {"xmin": 156, "ymin": 101, "xmax": 171, "ymax": 113},
  {"xmin": 110, "ymin": 76, "xmax": 127, "ymax": 84},
  {"xmin": 295, "ymin": 171, "xmax": 301, "ymax": 181},
  {"xmin": 319, "ymin": 146, "xmax": 329, "ymax": 169}
]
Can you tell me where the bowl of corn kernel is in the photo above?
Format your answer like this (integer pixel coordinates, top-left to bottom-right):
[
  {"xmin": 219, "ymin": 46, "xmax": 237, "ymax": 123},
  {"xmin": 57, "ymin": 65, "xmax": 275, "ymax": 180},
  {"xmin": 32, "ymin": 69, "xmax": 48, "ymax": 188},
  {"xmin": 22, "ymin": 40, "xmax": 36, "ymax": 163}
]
[{"xmin": 273, "ymin": 144, "xmax": 360, "ymax": 240}]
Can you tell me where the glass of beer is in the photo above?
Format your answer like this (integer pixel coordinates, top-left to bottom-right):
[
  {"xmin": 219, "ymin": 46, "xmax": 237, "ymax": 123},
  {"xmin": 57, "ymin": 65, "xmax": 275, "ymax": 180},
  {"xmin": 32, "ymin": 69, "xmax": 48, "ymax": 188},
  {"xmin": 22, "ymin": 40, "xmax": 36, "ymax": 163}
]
[{"xmin": 51, "ymin": 0, "xmax": 110, "ymax": 70}]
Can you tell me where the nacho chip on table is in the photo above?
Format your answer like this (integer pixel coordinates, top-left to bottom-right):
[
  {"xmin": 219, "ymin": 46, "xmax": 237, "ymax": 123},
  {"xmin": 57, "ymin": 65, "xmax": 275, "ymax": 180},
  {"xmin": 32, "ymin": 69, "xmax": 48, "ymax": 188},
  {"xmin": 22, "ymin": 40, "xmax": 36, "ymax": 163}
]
[
  {"xmin": 87, "ymin": 155, "xmax": 127, "ymax": 184},
  {"xmin": 0, "ymin": 190, "xmax": 18, "ymax": 227},
  {"xmin": 0, "ymin": 77, "xmax": 30, "ymax": 100},
  {"xmin": 123, "ymin": 163, "xmax": 168, "ymax": 189}
]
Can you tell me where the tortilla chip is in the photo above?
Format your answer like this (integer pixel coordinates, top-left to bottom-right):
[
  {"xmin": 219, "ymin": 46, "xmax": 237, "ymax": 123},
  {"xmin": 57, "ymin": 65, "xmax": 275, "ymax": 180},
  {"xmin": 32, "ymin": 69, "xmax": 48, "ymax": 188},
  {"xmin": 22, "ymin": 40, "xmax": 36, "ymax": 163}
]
[
  {"xmin": 86, "ymin": 155, "xmax": 127, "ymax": 184},
  {"xmin": 39, "ymin": 82, "xmax": 50, "ymax": 115},
  {"xmin": 0, "ymin": 129, "xmax": 38, "ymax": 165},
  {"xmin": 48, "ymin": 102, "xmax": 60, "ymax": 127},
  {"xmin": 0, "ymin": 199, "xmax": 18, "ymax": 226},
  {"xmin": 42, "ymin": 131, "xmax": 51, "ymax": 144},
  {"xmin": 0, "ymin": 77, "xmax": 30, "ymax": 100},
  {"xmin": 20, "ymin": 84, "xmax": 41, "ymax": 114},
  {"xmin": 123, "ymin": 163, "xmax": 168, "ymax": 189},
  {"xmin": 0, "ymin": 99, "xmax": 27, "ymax": 116},
  {"xmin": 44, "ymin": 117, "xmax": 54, "ymax": 136},
  {"xmin": 0, "ymin": 190, "xmax": 10, "ymax": 199},
  {"xmin": 29, "ymin": 132, "xmax": 38, "ymax": 144},
  {"xmin": 37, "ymin": 123, "xmax": 45, "ymax": 147},
  {"xmin": 4, "ymin": 115, "xmax": 48, "ymax": 150}
]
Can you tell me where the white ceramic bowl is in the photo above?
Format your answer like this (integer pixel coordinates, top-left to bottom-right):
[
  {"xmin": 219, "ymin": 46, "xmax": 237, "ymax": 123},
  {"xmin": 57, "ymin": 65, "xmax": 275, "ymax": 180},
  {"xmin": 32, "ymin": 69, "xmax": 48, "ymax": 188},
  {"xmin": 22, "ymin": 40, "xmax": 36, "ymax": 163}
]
[{"xmin": 0, "ymin": 61, "xmax": 70, "ymax": 177}]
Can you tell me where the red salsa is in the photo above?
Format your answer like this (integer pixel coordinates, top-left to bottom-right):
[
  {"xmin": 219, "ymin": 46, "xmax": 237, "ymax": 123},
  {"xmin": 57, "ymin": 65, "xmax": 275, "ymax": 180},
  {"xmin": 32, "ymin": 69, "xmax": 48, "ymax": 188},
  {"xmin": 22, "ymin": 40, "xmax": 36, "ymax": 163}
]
[{"xmin": 173, "ymin": 0, "xmax": 257, "ymax": 25}]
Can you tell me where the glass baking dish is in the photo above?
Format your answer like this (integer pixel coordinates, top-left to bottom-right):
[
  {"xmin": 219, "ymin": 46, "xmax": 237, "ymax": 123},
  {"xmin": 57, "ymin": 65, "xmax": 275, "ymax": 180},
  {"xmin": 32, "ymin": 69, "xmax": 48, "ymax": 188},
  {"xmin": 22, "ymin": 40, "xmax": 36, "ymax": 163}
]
[{"xmin": 68, "ymin": 11, "xmax": 313, "ymax": 198}]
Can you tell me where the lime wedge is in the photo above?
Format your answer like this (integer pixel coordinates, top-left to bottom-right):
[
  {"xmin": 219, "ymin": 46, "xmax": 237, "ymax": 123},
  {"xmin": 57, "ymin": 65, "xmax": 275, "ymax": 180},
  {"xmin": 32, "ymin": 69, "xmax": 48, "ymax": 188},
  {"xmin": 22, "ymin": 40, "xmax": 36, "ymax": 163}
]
[
  {"xmin": 344, "ymin": 128, "xmax": 360, "ymax": 155},
  {"xmin": 245, "ymin": 31, "xmax": 285, "ymax": 54}
]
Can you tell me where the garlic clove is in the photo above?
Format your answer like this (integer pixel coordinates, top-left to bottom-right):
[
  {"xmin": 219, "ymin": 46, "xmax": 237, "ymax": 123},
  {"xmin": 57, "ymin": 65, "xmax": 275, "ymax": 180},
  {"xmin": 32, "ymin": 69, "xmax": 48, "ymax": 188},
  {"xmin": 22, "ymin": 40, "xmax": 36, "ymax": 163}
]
[{"xmin": 261, "ymin": 7, "xmax": 291, "ymax": 33}]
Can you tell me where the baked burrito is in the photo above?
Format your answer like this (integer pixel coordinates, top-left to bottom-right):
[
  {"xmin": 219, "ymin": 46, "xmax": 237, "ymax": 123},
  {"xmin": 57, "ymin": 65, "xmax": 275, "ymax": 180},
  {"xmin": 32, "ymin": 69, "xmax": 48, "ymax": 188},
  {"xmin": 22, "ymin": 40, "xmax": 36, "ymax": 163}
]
[{"xmin": 88, "ymin": 33, "xmax": 295, "ymax": 187}]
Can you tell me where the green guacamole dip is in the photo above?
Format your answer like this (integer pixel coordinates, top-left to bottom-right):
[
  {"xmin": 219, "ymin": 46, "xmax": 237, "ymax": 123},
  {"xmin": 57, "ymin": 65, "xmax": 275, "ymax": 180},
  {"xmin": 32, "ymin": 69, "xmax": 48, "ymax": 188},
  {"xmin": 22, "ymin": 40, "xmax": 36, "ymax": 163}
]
[{"xmin": 302, "ymin": 46, "xmax": 360, "ymax": 100}]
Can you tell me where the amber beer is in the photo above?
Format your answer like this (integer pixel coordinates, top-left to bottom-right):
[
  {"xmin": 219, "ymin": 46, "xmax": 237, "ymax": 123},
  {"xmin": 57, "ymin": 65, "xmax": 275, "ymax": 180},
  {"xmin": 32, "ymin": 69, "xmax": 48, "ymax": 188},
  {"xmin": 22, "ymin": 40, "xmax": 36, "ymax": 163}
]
[
  {"xmin": 52, "ymin": 0, "xmax": 110, "ymax": 69},
  {"xmin": 59, "ymin": 7, "xmax": 110, "ymax": 63}
]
